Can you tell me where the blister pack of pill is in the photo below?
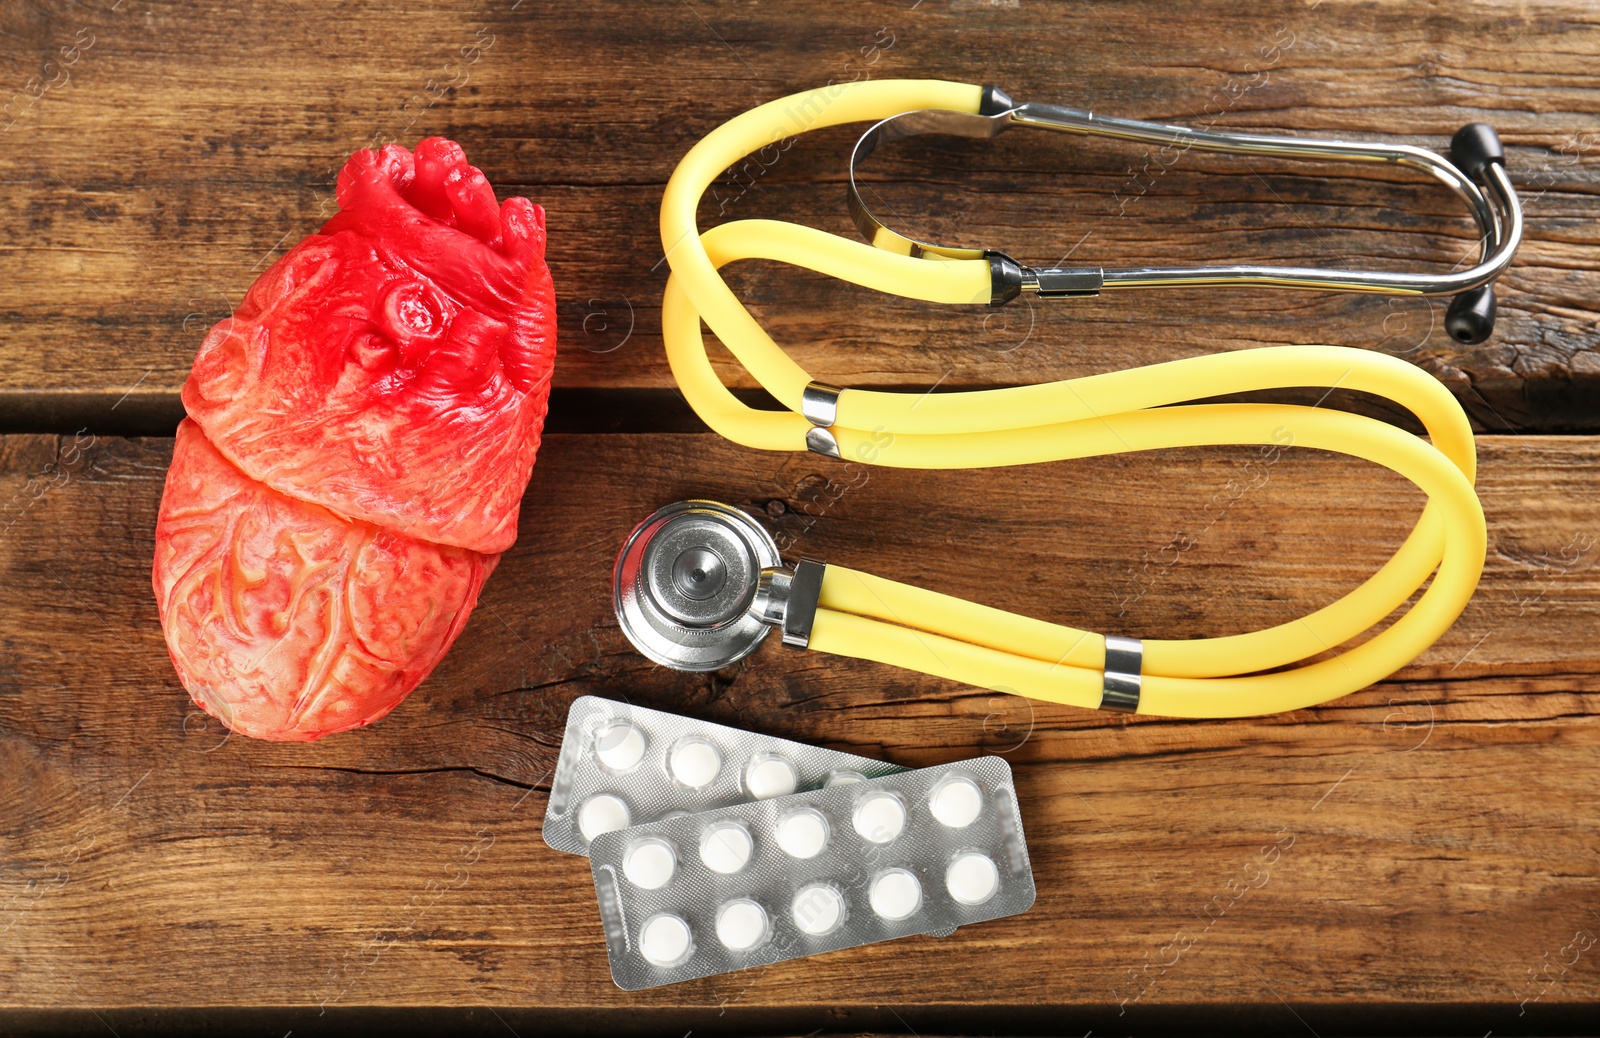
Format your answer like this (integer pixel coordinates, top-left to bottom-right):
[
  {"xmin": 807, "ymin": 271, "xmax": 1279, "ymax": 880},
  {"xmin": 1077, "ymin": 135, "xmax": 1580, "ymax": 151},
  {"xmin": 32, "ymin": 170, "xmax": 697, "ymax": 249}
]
[
  {"xmin": 543, "ymin": 695, "xmax": 907, "ymax": 856},
  {"xmin": 586, "ymin": 755, "xmax": 1034, "ymax": 990}
]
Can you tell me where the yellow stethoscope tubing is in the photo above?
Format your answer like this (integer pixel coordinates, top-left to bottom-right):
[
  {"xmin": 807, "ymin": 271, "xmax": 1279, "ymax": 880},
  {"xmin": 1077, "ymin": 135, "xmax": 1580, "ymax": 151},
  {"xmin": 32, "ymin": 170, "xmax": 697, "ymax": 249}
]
[
  {"xmin": 658, "ymin": 77, "xmax": 1472, "ymax": 462},
  {"xmin": 808, "ymin": 402, "xmax": 1484, "ymax": 717},
  {"xmin": 664, "ymin": 228, "xmax": 1478, "ymax": 687},
  {"xmin": 665, "ymin": 230, "xmax": 1475, "ymax": 467},
  {"xmin": 659, "ymin": 78, "xmax": 1487, "ymax": 716},
  {"xmin": 660, "ymin": 79, "xmax": 986, "ymax": 411}
]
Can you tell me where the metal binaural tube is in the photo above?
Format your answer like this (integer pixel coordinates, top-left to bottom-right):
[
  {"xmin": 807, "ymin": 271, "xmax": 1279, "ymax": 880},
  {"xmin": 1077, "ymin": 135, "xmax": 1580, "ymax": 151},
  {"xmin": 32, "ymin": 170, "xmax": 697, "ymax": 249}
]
[{"xmin": 846, "ymin": 95, "xmax": 1523, "ymax": 318}]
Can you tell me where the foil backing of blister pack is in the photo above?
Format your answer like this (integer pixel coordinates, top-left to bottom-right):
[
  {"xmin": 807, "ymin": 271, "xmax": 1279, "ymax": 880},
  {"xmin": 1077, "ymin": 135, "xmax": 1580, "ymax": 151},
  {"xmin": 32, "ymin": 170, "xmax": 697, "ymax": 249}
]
[
  {"xmin": 587, "ymin": 756, "xmax": 1035, "ymax": 990},
  {"xmin": 543, "ymin": 695, "xmax": 907, "ymax": 856}
]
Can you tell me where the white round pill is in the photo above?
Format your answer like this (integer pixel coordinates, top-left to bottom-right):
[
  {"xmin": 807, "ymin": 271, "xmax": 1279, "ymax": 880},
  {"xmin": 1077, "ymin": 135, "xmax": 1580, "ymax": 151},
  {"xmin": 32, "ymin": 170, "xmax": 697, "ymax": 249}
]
[
  {"xmin": 577, "ymin": 793, "xmax": 630, "ymax": 842},
  {"xmin": 824, "ymin": 769, "xmax": 866, "ymax": 787},
  {"xmin": 699, "ymin": 820, "xmax": 753, "ymax": 874},
  {"xmin": 791, "ymin": 882, "xmax": 846, "ymax": 936},
  {"xmin": 775, "ymin": 808, "xmax": 830, "ymax": 859},
  {"xmin": 715, "ymin": 898, "xmax": 770, "ymax": 951},
  {"xmin": 930, "ymin": 775, "xmax": 984, "ymax": 829},
  {"xmin": 622, "ymin": 838, "xmax": 676, "ymax": 890},
  {"xmin": 593, "ymin": 721, "xmax": 646, "ymax": 771},
  {"xmin": 946, "ymin": 851, "xmax": 1000, "ymax": 906},
  {"xmin": 869, "ymin": 868, "xmax": 923, "ymax": 921},
  {"xmin": 744, "ymin": 754, "xmax": 798, "ymax": 799},
  {"xmin": 669, "ymin": 737, "xmax": 722, "ymax": 789},
  {"xmin": 639, "ymin": 913, "xmax": 693, "ymax": 967},
  {"xmin": 852, "ymin": 792, "xmax": 906, "ymax": 844}
]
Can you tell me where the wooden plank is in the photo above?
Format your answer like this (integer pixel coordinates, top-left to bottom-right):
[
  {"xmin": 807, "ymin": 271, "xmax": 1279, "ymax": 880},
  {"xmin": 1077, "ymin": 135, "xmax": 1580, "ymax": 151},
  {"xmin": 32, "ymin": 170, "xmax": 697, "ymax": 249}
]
[
  {"xmin": 2, "ymin": 430, "xmax": 1598, "ymax": 1022},
  {"xmin": 0, "ymin": 0, "xmax": 1598, "ymax": 431}
]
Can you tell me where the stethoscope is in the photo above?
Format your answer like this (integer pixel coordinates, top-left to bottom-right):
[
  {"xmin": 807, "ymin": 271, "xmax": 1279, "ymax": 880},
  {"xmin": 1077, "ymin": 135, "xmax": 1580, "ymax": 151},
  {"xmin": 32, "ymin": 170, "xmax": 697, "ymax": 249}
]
[{"xmin": 614, "ymin": 79, "xmax": 1519, "ymax": 719}]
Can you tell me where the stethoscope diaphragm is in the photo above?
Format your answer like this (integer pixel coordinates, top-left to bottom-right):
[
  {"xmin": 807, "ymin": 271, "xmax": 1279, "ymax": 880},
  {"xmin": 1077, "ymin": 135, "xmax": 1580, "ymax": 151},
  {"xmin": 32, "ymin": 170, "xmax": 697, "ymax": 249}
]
[{"xmin": 613, "ymin": 500, "xmax": 782, "ymax": 671}]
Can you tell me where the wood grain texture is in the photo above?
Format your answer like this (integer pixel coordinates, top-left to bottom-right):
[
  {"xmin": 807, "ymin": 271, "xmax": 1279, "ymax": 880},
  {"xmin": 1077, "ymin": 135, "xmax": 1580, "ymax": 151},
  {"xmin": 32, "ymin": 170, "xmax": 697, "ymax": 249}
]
[
  {"xmin": 2, "ymin": 0, "xmax": 1599, "ymax": 1029},
  {"xmin": 0, "ymin": 0, "xmax": 1597, "ymax": 431},
  {"xmin": 2, "ymin": 431, "xmax": 1598, "ymax": 1024}
]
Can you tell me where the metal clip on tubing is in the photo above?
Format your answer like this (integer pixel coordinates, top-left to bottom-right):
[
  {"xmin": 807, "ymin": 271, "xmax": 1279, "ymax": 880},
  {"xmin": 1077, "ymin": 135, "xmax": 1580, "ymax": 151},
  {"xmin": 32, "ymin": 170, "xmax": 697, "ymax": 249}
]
[{"xmin": 848, "ymin": 85, "xmax": 1522, "ymax": 344}]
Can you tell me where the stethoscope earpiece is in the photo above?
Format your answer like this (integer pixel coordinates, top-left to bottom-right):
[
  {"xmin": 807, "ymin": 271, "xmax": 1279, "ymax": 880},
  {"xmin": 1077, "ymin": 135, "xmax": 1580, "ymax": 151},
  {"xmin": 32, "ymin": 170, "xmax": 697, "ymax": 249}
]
[{"xmin": 1445, "ymin": 285, "xmax": 1497, "ymax": 345}]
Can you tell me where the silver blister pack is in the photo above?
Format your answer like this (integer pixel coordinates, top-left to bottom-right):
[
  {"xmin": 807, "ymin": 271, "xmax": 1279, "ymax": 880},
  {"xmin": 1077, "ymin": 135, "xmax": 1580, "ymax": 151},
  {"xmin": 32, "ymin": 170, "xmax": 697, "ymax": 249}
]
[
  {"xmin": 587, "ymin": 756, "xmax": 1034, "ymax": 990},
  {"xmin": 543, "ymin": 695, "xmax": 907, "ymax": 856}
]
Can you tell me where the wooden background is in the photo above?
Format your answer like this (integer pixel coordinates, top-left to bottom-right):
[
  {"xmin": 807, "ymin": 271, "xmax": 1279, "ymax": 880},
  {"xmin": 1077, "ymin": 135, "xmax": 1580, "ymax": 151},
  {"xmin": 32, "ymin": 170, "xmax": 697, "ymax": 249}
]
[{"xmin": 2, "ymin": 0, "xmax": 1598, "ymax": 1034}]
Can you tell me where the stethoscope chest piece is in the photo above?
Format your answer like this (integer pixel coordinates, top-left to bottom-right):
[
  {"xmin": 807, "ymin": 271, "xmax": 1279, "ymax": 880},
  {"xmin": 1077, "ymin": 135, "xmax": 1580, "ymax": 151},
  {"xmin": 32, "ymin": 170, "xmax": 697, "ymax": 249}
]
[{"xmin": 614, "ymin": 500, "xmax": 780, "ymax": 671}]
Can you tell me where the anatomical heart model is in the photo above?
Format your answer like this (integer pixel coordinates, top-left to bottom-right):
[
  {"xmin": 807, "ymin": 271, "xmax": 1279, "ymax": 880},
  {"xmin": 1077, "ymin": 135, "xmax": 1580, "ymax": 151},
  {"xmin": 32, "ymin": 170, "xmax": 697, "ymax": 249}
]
[{"xmin": 152, "ymin": 138, "xmax": 556, "ymax": 741}]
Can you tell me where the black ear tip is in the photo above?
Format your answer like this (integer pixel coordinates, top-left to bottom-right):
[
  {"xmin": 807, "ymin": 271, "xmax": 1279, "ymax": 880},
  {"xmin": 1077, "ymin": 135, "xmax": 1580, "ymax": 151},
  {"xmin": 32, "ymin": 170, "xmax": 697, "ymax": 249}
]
[
  {"xmin": 1445, "ymin": 286, "xmax": 1497, "ymax": 345},
  {"xmin": 1450, "ymin": 123, "xmax": 1504, "ymax": 180}
]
